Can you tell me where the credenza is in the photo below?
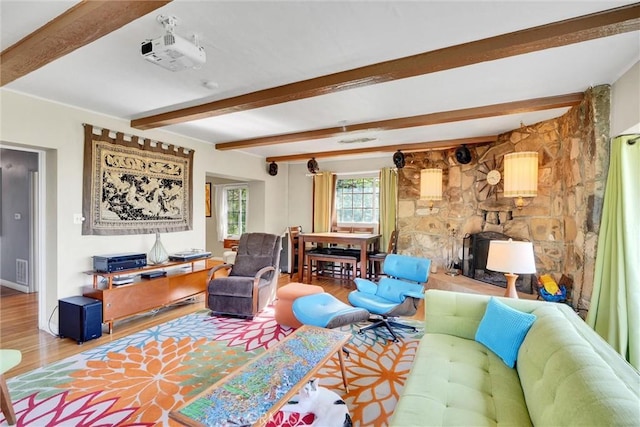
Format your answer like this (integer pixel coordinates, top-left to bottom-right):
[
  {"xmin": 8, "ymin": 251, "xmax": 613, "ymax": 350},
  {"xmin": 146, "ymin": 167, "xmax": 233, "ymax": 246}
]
[{"xmin": 83, "ymin": 258, "xmax": 223, "ymax": 333}]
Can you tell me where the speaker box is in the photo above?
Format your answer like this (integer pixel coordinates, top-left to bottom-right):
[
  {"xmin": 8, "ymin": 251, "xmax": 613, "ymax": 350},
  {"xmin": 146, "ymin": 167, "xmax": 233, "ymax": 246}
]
[{"xmin": 59, "ymin": 296, "xmax": 103, "ymax": 344}]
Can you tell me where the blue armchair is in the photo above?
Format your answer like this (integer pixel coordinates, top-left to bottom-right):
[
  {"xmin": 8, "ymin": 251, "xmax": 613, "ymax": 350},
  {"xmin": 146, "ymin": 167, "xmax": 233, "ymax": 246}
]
[{"xmin": 348, "ymin": 254, "xmax": 431, "ymax": 341}]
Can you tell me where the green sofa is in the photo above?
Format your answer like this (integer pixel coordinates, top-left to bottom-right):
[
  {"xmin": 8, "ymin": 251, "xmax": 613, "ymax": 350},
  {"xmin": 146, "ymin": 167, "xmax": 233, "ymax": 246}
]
[{"xmin": 391, "ymin": 289, "xmax": 640, "ymax": 426}]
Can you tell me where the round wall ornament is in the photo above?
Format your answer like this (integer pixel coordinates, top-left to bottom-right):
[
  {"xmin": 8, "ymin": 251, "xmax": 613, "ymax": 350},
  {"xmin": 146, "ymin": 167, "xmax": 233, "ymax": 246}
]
[
  {"xmin": 476, "ymin": 155, "xmax": 504, "ymax": 201},
  {"xmin": 487, "ymin": 169, "xmax": 501, "ymax": 186}
]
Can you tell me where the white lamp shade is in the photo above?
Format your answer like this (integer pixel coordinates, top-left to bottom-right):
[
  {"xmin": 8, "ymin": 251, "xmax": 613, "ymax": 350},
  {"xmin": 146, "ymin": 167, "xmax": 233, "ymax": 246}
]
[
  {"xmin": 486, "ymin": 239, "xmax": 536, "ymax": 274},
  {"xmin": 504, "ymin": 152, "xmax": 538, "ymax": 198},
  {"xmin": 420, "ymin": 168, "xmax": 442, "ymax": 200}
]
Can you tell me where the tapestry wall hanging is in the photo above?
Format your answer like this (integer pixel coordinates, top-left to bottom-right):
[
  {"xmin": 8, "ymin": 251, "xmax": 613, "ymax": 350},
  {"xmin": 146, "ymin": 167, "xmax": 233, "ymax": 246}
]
[{"xmin": 82, "ymin": 124, "xmax": 193, "ymax": 235}]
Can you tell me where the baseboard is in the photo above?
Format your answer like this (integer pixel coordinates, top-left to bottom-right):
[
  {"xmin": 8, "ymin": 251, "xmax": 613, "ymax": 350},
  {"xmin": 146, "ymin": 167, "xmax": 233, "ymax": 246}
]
[{"xmin": 0, "ymin": 279, "xmax": 29, "ymax": 293}]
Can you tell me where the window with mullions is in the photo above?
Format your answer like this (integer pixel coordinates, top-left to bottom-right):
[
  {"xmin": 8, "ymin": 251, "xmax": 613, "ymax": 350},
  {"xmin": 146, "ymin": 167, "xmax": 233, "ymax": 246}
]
[
  {"xmin": 336, "ymin": 177, "xmax": 379, "ymax": 223},
  {"xmin": 225, "ymin": 186, "xmax": 247, "ymax": 237}
]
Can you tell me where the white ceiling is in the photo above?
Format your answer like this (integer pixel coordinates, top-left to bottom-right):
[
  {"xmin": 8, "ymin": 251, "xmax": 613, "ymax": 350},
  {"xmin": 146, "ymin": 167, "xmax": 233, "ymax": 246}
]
[{"xmin": 1, "ymin": 1, "xmax": 638, "ymax": 163}]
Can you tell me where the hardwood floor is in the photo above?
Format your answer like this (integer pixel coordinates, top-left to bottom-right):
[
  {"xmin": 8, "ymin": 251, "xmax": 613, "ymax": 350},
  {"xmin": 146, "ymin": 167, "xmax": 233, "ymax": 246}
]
[{"xmin": 0, "ymin": 274, "xmax": 424, "ymax": 379}]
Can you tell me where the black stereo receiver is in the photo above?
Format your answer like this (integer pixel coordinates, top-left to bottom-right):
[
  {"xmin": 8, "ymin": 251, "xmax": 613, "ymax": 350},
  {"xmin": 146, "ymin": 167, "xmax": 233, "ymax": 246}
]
[{"xmin": 93, "ymin": 252, "xmax": 147, "ymax": 273}]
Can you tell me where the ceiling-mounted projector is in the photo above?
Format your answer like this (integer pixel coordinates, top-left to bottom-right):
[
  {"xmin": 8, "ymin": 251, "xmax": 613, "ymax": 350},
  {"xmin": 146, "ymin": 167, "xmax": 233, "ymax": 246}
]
[{"xmin": 140, "ymin": 15, "xmax": 206, "ymax": 72}]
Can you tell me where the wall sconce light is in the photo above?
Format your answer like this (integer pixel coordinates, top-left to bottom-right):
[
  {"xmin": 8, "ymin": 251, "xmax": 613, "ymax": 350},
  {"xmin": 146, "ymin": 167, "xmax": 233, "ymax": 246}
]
[
  {"xmin": 420, "ymin": 168, "xmax": 443, "ymax": 209},
  {"xmin": 504, "ymin": 151, "xmax": 538, "ymax": 209},
  {"xmin": 486, "ymin": 239, "xmax": 536, "ymax": 298}
]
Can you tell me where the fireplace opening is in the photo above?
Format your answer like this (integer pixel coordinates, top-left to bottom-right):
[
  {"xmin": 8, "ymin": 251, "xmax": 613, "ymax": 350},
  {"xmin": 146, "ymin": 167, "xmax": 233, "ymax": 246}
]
[{"xmin": 462, "ymin": 231, "xmax": 534, "ymax": 294}]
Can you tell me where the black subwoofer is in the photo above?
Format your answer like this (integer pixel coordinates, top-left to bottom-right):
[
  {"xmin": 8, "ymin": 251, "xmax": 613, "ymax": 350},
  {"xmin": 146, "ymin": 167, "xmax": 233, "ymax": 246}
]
[{"xmin": 58, "ymin": 296, "xmax": 102, "ymax": 344}]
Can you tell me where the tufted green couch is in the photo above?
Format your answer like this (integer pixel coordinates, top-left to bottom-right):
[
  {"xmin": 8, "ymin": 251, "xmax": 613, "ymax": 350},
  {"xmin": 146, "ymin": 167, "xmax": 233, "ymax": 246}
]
[{"xmin": 390, "ymin": 289, "xmax": 640, "ymax": 426}]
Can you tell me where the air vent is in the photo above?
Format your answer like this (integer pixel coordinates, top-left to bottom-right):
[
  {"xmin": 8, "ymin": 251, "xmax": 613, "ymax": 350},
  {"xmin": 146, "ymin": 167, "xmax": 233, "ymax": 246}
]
[
  {"xmin": 16, "ymin": 259, "xmax": 28, "ymax": 285},
  {"xmin": 337, "ymin": 137, "xmax": 377, "ymax": 144}
]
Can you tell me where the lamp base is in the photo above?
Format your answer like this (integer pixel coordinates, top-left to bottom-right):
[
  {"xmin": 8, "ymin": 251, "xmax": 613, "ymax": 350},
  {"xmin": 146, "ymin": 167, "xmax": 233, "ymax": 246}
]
[{"xmin": 504, "ymin": 273, "xmax": 519, "ymax": 299}]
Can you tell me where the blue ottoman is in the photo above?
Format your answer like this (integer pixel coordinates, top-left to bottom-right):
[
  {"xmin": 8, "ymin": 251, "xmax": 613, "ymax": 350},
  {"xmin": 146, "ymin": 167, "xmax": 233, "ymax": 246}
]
[{"xmin": 293, "ymin": 293, "xmax": 370, "ymax": 329}]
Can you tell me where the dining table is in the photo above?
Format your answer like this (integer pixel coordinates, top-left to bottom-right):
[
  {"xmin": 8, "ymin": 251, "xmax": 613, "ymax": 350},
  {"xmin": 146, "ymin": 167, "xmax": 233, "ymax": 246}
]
[{"xmin": 297, "ymin": 232, "xmax": 381, "ymax": 283}]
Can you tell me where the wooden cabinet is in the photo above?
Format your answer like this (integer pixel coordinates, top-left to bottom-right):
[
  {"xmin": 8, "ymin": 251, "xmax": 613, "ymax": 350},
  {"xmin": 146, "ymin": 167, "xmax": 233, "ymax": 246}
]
[{"xmin": 84, "ymin": 258, "xmax": 222, "ymax": 333}]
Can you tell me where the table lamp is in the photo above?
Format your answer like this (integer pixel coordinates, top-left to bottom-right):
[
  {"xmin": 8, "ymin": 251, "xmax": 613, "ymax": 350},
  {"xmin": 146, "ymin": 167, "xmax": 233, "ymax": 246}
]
[{"xmin": 486, "ymin": 239, "xmax": 536, "ymax": 298}]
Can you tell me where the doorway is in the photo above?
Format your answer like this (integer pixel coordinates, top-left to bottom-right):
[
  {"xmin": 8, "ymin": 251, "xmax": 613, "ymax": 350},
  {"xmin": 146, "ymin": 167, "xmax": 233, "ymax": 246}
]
[{"xmin": 0, "ymin": 146, "xmax": 45, "ymax": 328}]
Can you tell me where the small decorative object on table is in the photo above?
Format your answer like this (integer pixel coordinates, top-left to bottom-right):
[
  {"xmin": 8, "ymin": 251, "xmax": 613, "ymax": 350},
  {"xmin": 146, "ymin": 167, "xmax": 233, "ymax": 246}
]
[{"xmin": 148, "ymin": 232, "xmax": 169, "ymax": 265}]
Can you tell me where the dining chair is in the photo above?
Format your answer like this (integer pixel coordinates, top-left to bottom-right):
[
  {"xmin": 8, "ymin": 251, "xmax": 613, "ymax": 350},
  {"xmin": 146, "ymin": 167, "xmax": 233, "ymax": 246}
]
[
  {"xmin": 288, "ymin": 225, "xmax": 302, "ymax": 278},
  {"xmin": 368, "ymin": 229, "xmax": 398, "ymax": 279}
]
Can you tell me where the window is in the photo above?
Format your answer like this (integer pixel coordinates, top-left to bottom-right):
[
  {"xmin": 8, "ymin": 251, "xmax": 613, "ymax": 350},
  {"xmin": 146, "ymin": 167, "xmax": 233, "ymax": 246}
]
[
  {"xmin": 335, "ymin": 177, "xmax": 379, "ymax": 224},
  {"xmin": 219, "ymin": 185, "xmax": 247, "ymax": 238}
]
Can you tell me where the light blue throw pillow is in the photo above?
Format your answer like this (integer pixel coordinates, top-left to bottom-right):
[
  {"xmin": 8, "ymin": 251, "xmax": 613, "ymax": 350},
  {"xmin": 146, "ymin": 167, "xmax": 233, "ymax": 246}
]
[{"xmin": 475, "ymin": 297, "xmax": 536, "ymax": 368}]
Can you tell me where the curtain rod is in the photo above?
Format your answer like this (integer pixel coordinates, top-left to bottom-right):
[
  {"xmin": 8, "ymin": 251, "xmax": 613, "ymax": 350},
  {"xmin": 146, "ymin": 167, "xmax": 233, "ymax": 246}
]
[{"xmin": 305, "ymin": 169, "xmax": 396, "ymax": 177}]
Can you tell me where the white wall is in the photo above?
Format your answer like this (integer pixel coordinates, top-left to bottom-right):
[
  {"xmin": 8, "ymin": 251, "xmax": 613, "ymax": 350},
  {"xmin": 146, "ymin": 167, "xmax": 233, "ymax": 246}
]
[
  {"xmin": 611, "ymin": 61, "xmax": 640, "ymax": 136},
  {"xmin": 287, "ymin": 156, "xmax": 395, "ymax": 232},
  {"xmin": 0, "ymin": 89, "xmax": 288, "ymax": 329}
]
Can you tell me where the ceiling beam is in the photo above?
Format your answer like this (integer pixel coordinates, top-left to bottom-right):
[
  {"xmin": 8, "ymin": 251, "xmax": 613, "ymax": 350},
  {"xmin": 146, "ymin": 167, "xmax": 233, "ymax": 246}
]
[
  {"xmin": 265, "ymin": 136, "xmax": 497, "ymax": 163},
  {"xmin": 217, "ymin": 93, "xmax": 583, "ymax": 150},
  {"xmin": 131, "ymin": 3, "xmax": 639, "ymax": 130},
  {"xmin": 1, "ymin": 1, "xmax": 171, "ymax": 86}
]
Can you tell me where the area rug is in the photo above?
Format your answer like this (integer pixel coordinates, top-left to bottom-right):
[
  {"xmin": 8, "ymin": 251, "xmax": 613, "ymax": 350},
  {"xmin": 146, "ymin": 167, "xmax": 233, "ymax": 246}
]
[{"xmin": 2, "ymin": 307, "xmax": 423, "ymax": 426}]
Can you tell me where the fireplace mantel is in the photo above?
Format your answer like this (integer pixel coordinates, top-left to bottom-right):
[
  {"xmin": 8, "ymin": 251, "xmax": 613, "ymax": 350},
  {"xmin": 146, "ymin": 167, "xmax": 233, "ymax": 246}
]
[{"xmin": 427, "ymin": 271, "xmax": 537, "ymax": 300}]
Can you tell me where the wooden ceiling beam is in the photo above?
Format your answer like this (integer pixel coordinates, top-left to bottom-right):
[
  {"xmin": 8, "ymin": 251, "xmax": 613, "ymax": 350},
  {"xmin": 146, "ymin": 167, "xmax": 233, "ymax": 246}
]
[
  {"xmin": 1, "ymin": 1, "xmax": 171, "ymax": 86},
  {"xmin": 265, "ymin": 136, "xmax": 497, "ymax": 163},
  {"xmin": 131, "ymin": 3, "xmax": 639, "ymax": 130},
  {"xmin": 217, "ymin": 93, "xmax": 582, "ymax": 150}
]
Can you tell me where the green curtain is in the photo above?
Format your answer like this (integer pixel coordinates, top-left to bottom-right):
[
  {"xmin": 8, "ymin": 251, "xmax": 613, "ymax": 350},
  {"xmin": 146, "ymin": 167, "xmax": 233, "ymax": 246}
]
[
  {"xmin": 379, "ymin": 167, "xmax": 398, "ymax": 251},
  {"xmin": 586, "ymin": 134, "xmax": 640, "ymax": 370},
  {"xmin": 313, "ymin": 171, "xmax": 334, "ymax": 232}
]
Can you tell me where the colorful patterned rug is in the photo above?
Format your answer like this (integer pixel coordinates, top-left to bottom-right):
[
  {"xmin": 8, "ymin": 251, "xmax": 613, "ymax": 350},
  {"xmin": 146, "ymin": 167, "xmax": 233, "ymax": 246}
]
[{"xmin": 2, "ymin": 307, "xmax": 423, "ymax": 426}]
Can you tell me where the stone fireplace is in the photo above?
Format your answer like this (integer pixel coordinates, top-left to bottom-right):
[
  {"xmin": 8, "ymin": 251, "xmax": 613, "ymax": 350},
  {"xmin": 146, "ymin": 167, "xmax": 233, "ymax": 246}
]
[{"xmin": 462, "ymin": 231, "xmax": 534, "ymax": 294}]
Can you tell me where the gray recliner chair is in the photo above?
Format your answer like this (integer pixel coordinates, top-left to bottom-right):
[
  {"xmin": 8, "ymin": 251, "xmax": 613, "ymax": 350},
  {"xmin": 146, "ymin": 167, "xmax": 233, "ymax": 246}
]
[{"xmin": 207, "ymin": 232, "xmax": 282, "ymax": 319}]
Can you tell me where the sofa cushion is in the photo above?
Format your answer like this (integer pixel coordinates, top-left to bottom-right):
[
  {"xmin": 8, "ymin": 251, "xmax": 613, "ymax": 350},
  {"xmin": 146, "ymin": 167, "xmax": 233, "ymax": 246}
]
[
  {"xmin": 390, "ymin": 333, "xmax": 532, "ymax": 426},
  {"xmin": 475, "ymin": 297, "xmax": 536, "ymax": 368}
]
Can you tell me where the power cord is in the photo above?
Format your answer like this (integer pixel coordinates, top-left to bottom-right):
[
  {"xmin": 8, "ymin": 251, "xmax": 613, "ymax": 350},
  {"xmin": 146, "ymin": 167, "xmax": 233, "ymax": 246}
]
[{"xmin": 48, "ymin": 305, "xmax": 59, "ymax": 337}]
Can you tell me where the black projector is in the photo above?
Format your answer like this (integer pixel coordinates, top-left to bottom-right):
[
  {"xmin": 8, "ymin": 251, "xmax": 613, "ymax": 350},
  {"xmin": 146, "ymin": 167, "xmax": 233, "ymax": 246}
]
[{"xmin": 93, "ymin": 252, "xmax": 147, "ymax": 273}]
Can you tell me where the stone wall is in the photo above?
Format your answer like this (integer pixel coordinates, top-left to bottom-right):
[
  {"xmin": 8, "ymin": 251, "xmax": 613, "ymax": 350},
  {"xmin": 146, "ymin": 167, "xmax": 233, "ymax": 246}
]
[{"xmin": 397, "ymin": 86, "xmax": 610, "ymax": 315}]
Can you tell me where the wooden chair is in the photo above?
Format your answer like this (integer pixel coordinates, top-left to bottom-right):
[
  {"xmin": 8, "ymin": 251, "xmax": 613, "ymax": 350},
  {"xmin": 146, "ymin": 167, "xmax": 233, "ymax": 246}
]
[
  {"xmin": 288, "ymin": 226, "xmax": 302, "ymax": 278},
  {"xmin": 368, "ymin": 229, "xmax": 398, "ymax": 279}
]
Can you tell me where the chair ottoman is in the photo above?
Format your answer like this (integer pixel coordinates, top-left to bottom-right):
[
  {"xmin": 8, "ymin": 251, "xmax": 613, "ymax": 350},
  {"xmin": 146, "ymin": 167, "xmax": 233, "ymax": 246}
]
[
  {"xmin": 274, "ymin": 283, "xmax": 324, "ymax": 328},
  {"xmin": 292, "ymin": 293, "xmax": 370, "ymax": 329}
]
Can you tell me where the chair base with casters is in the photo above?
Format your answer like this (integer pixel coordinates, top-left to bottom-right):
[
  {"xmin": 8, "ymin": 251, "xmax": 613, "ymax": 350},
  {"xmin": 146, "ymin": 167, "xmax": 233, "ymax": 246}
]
[
  {"xmin": 348, "ymin": 254, "xmax": 431, "ymax": 342},
  {"xmin": 1, "ymin": 349, "xmax": 22, "ymax": 425},
  {"xmin": 357, "ymin": 312, "xmax": 419, "ymax": 342}
]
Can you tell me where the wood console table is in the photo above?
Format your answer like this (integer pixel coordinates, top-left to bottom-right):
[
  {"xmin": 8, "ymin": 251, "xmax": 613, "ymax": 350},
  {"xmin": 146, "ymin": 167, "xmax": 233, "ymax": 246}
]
[{"xmin": 83, "ymin": 258, "xmax": 222, "ymax": 333}]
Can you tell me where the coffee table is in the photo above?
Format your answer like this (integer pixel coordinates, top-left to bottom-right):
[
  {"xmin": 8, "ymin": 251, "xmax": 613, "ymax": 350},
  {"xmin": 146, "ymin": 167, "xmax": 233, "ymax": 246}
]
[{"xmin": 170, "ymin": 325, "xmax": 351, "ymax": 427}]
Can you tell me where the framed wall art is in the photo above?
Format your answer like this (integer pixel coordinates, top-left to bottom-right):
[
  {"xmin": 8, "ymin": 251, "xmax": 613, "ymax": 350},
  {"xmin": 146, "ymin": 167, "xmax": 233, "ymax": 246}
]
[{"xmin": 205, "ymin": 182, "xmax": 212, "ymax": 217}]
